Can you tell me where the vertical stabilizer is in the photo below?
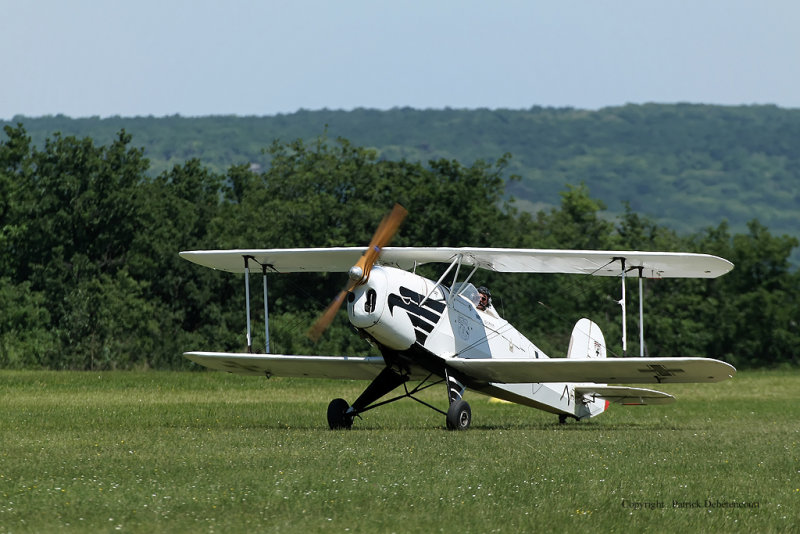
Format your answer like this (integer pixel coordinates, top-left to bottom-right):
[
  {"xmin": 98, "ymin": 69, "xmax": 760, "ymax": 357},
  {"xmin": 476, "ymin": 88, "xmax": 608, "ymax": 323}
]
[{"xmin": 567, "ymin": 318, "xmax": 607, "ymax": 359}]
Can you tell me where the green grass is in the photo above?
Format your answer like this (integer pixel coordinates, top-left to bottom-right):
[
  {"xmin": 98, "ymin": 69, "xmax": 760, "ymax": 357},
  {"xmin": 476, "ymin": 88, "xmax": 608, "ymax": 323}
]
[{"xmin": 1, "ymin": 370, "xmax": 798, "ymax": 533}]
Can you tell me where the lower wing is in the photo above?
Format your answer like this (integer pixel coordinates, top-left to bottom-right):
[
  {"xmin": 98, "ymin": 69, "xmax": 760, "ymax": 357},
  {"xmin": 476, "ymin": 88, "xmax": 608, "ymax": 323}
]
[
  {"xmin": 184, "ymin": 351, "xmax": 387, "ymax": 379},
  {"xmin": 186, "ymin": 352, "xmax": 735, "ymax": 389},
  {"xmin": 447, "ymin": 357, "xmax": 735, "ymax": 385}
]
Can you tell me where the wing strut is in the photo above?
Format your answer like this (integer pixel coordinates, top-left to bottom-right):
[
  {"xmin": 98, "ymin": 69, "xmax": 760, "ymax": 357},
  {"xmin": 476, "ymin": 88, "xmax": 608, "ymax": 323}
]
[
  {"xmin": 243, "ymin": 256, "xmax": 271, "ymax": 354},
  {"xmin": 617, "ymin": 258, "xmax": 647, "ymax": 358},
  {"xmin": 637, "ymin": 267, "xmax": 645, "ymax": 357},
  {"xmin": 618, "ymin": 258, "xmax": 627, "ymax": 357},
  {"xmin": 244, "ymin": 256, "xmax": 253, "ymax": 353},
  {"xmin": 263, "ymin": 264, "xmax": 270, "ymax": 354},
  {"xmin": 615, "ymin": 258, "xmax": 644, "ymax": 358},
  {"xmin": 421, "ymin": 254, "xmax": 461, "ymax": 307}
]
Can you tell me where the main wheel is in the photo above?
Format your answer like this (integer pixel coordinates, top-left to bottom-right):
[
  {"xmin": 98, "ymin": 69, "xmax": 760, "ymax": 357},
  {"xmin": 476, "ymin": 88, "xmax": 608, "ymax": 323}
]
[
  {"xmin": 446, "ymin": 399, "xmax": 471, "ymax": 430},
  {"xmin": 327, "ymin": 398, "xmax": 353, "ymax": 430}
]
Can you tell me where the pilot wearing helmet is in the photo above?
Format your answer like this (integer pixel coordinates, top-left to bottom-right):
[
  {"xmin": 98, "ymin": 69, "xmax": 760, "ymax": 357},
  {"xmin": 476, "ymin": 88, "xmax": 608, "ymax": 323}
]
[{"xmin": 476, "ymin": 286, "xmax": 499, "ymax": 317}]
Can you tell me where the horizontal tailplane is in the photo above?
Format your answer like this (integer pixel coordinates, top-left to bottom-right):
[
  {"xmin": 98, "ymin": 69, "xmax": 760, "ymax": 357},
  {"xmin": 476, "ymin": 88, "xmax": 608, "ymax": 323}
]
[{"xmin": 575, "ymin": 386, "xmax": 675, "ymax": 406}]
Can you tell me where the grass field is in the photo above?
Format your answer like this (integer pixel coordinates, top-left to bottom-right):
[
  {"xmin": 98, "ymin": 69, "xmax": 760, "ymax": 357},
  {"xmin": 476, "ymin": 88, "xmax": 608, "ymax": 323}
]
[{"xmin": 1, "ymin": 369, "xmax": 798, "ymax": 533}]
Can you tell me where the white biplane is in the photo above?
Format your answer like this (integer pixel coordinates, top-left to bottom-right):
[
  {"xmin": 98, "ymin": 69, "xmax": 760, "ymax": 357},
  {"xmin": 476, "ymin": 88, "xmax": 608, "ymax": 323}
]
[{"xmin": 180, "ymin": 205, "xmax": 735, "ymax": 430}]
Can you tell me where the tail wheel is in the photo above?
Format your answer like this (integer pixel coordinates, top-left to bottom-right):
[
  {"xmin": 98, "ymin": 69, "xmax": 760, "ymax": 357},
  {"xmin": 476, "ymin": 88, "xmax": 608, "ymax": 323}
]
[
  {"xmin": 327, "ymin": 398, "xmax": 354, "ymax": 430},
  {"xmin": 446, "ymin": 399, "xmax": 471, "ymax": 430}
]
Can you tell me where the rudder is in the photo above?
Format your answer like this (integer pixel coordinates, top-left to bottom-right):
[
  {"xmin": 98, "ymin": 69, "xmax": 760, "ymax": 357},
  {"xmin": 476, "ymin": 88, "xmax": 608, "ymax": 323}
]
[{"xmin": 567, "ymin": 318, "xmax": 606, "ymax": 359}]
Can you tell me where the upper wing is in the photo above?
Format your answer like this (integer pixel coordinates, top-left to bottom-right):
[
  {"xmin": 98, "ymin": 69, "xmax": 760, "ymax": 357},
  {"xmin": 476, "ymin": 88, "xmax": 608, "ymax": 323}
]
[
  {"xmin": 574, "ymin": 386, "xmax": 675, "ymax": 405},
  {"xmin": 179, "ymin": 247, "xmax": 733, "ymax": 279},
  {"xmin": 447, "ymin": 357, "xmax": 736, "ymax": 385},
  {"xmin": 180, "ymin": 248, "xmax": 368, "ymax": 274},
  {"xmin": 185, "ymin": 351, "xmax": 388, "ymax": 379}
]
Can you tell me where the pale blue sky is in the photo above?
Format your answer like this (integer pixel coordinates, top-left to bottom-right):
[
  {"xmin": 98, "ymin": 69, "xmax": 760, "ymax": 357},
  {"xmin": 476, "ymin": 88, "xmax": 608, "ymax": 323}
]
[{"xmin": 2, "ymin": 1, "xmax": 799, "ymax": 119}]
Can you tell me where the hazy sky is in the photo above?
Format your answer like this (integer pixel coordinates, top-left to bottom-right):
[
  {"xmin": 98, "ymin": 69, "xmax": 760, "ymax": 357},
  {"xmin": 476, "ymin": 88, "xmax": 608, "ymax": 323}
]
[{"xmin": 2, "ymin": 1, "xmax": 799, "ymax": 119}]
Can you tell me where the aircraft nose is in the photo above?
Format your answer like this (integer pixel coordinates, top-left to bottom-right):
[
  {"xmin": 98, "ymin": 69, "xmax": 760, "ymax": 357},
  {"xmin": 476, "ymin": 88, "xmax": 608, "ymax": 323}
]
[{"xmin": 348, "ymin": 267, "xmax": 387, "ymax": 328}]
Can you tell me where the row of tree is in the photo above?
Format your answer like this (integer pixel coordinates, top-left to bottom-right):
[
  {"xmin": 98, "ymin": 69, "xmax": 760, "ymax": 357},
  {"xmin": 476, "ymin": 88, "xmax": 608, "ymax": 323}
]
[
  {"xmin": 1, "ymin": 124, "xmax": 798, "ymax": 370},
  {"xmin": 8, "ymin": 105, "xmax": 800, "ymax": 262}
]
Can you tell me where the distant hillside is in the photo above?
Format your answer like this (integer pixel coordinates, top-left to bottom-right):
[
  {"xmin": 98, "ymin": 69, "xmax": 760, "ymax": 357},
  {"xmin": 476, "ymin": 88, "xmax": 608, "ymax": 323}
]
[{"xmin": 4, "ymin": 104, "xmax": 799, "ymax": 260}]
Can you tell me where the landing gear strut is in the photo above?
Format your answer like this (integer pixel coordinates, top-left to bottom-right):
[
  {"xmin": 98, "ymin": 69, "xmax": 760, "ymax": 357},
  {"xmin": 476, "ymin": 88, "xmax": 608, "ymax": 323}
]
[
  {"xmin": 325, "ymin": 364, "xmax": 477, "ymax": 430},
  {"xmin": 325, "ymin": 367, "xmax": 446, "ymax": 430}
]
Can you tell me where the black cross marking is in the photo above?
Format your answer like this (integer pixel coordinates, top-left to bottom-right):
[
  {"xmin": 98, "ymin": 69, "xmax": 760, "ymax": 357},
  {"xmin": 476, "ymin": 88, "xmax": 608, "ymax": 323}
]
[{"xmin": 638, "ymin": 364, "xmax": 685, "ymax": 378}]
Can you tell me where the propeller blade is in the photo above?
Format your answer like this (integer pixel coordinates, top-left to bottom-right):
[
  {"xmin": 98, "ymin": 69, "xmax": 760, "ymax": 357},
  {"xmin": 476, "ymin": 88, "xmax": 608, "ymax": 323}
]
[
  {"xmin": 307, "ymin": 289, "xmax": 350, "ymax": 343},
  {"xmin": 351, "ymin": 203, "xmax": 408, "ymax": 284},
  {"xmin": 307, "ymin": 203, "xmax": 408, "ymax": 342}
]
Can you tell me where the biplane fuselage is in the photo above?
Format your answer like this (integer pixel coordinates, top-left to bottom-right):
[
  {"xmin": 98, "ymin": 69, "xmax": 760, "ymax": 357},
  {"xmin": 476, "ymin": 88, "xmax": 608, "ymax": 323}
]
[{"xmin": 349, "ymin": 265, "xmax": 607, "ymax": 420}]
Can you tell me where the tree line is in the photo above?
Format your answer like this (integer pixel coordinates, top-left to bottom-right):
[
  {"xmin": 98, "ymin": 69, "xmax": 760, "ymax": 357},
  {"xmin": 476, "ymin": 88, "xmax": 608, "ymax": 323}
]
[
  {"xmin": 1, "ymin": 124, "xmax": 798, "ymax": 370},
  {"xmin": 6, "ymin": 104, "xmax": 800, "ymax": 266}
]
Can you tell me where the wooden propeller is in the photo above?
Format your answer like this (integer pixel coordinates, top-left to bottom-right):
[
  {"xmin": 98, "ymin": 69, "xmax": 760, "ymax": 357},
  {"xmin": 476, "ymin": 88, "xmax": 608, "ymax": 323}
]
[{"xmin": 307, "ymin": 203, "xmax": 408, "ymax": 342}]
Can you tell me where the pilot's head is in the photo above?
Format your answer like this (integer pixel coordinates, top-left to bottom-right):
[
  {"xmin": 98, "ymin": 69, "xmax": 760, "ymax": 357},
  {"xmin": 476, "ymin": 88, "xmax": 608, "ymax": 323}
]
[{"xmin": 477, "ymin": 286, "xmax": 491, "ymax": 310}]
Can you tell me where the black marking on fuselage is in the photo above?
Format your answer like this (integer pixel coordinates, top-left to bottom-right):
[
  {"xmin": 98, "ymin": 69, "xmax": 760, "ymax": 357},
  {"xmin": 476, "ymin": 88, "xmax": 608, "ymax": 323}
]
[
  {"xmin": 387, "ymin": 286, "xmax": 446, "ymax": 345},
  {"xmin": 408, "ymin": 315, "xmax": 433, "ymax": 344},
  {"xmin": 400, "ymin": 286, "xmax": 446, "ymax": 313},
  {"xmin": 388, "ymin": 289, "xmax": 441, "ymax": 323}
]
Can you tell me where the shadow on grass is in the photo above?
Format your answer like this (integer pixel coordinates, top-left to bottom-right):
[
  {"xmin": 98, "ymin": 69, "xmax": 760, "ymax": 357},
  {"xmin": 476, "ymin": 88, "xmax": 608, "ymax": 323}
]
[
  {"xmin": 469, "ymin": 420, "xmax": 672, "ymax": 432},
  {"xmin": 219, "ymin": 418, "xmax": 706, "ymax": 432}
]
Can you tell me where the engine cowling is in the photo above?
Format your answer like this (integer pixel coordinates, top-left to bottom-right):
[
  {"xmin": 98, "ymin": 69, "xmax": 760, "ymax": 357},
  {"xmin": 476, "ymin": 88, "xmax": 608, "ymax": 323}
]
[{"xmin": 347, "ymin": 266, "xmax": 419, "ymax": 350}]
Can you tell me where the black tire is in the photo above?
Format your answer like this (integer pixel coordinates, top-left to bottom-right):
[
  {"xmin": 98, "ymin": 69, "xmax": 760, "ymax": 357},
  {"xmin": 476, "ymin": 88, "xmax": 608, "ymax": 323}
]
[
  {"xmin": 327, "ymin": 398, "xmax": 353, "ymax": 430},
  {"xmin": 446, "ymin": 399, "xmax": 471, "ymax": 430}
]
